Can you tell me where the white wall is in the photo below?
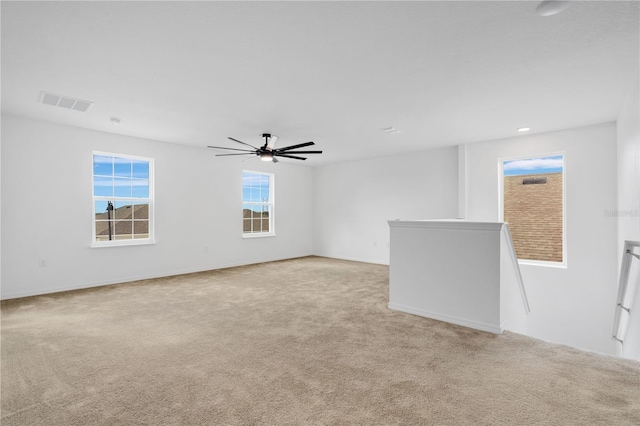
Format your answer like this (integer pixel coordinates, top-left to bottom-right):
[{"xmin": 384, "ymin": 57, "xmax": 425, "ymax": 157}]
[
  {"xmin": 2, "ymin": 113, "xmax": 629, "ymax": 357},
  {"xmin": 313, "ymin": 148, "xmax": 459, "ymax": 264},
  {"xmin": 616, "ymin": 68, "xmax": 640, "ymax": 360},
  {"xmin": 1, "ymin": 115, "xmax": 314, "ymax": 299},
  {"xmin": 617, "ymin": 69, "xmax": 640, "ymax": 253},
  {"xmin": 465, "ymin": 123, "xmax": 619, "ymax": 355}
]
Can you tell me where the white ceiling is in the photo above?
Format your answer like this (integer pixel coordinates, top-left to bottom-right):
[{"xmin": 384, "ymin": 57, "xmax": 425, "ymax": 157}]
[{"xmin": 2, "ymin": 1, "xmax": 638, "ymax": 166}]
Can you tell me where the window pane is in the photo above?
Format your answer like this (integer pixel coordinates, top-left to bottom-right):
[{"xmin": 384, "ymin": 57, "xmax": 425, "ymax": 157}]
[
  {"xmin": 243, "ymin": 205, "xmax": 252, "ymax": 219},
  {"xmin": 503, "ymin": 155, "xmax": 563, "ymax": 177},
  {"xmin": 503, "ymin": 155, "xmax": 563, "ymax": 263},
  {"xmin": 114, "ymin": 158, "xmax": 132, "ymax": 178},
  {"xmin": 243, "ymin": 171, "xmax": 257, "ymax": 186},
  {"xmin": 132, "ymin": 179, "xmax": 149, "ymax": 198},
  {"xmin": 93, "ymin": 155, "xmax": 113, "ymax": 176},
  {"xmin": 133, "ymin": 160, "xmax": 149, "ymax": 179},
  {"xmin": 95, "ymin": 221, "xmax": 111, "ymax": 241},
  {"xmin": 93, "ymin": 152, "xmax": 153, "ymax": 245},
  {"xmin": 133, "ymin": 220, "xmax": 149, "ymax": 238},
  {"xmin": 94, "ymin": 176, "xmax": 113, "ymax": 197},
  {"xmin": 114, "ymin": 202, "xmax": 133, "ymax": 219},
  {"xmin": 114, "ymin": 178, "xmax": 132, "ymax": 197},
  {"xmin": 250, "ymin": 188, "xmax": 261, "ymax": 202},
  {"xmin": 95, "ymin": 201, "xmax": 109, "ymax": 218},
  {"xmin": 242, "ymin": 171, "xmax": 272, "ymax": 235},
  {"xmin": 133, "ymin": 203, "xmax": 149, "ymax": 220},
  {"xmin": 114, "ymin": 220, "xmax": 132, "ymax": 238}
]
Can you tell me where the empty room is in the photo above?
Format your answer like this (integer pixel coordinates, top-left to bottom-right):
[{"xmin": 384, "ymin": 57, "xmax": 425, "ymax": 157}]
[{"xmin": 1, "ymin": 1, "xmax": 639, "ymax": 425}]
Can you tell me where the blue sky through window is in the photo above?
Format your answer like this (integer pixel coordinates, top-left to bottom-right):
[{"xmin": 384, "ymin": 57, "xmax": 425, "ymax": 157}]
[
  {"xmin": 242, "ymin": 171, "xmax": 270, "ymax": 203},
  {"xmin": 503, "ymin": 155, "xmax": 563, "ymax": 176},
  {"xmin": 93, "ymin": 154, "xmax": 150, "ymax": 213}
]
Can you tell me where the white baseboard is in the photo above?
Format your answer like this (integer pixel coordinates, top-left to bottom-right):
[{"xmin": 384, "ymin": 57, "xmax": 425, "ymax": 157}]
[
  {"xmin": 0, "ymin": 253, "xmax": 313, "ymax": 300},
  {"xmin": 312, "ymin": 253, "xmax": 389, "ymax": 266},
  {"xmin": 388, "ymin": 302, "xmax": 503, "ymax": 334}
]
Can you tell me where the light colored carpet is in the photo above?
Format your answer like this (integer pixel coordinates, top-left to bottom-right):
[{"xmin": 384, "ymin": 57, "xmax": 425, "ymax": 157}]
[{"xmin": 1, "ymin": 256, "xmax": 639, "ymax": 425}]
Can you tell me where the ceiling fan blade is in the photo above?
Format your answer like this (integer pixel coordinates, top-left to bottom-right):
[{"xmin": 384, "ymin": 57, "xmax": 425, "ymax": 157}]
[
  {"xmin": 276, "ymin": 141, "xmax": 315, "ymax": 152},
  {"xmin": 214, "ymin": 136, "xmax": 321, "ymax": 162},
  {"xmin": 208, "ymin": 145, "xmax": 256, "ymax": 153},
  {"xmin": 228, "ymin": 137, "xmax": 259, "ymax": 150},
  {"xmin": 243, "ymin": 155, "xmax": 259, "ymax": 162},
  {"xmin": 275, "ymin": 153, "xmax": 307, "ymax": 160},
  {"xmin": 280, "ymin": 150, "xmax": 322, "ymax": 154}
]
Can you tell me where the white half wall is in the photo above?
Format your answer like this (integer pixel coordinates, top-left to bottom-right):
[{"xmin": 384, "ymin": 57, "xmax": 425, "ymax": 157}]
[
  {"xmin": 313, "ymin": 147, "xmax": 459, "ymax": 264},
  {"xmin": 1, "ymin": 115, "xmax": 314, "ymax": 299},
  {"xmin": 465, "ymin": 123, "xmax": 619, "ymax": 355},
  {"xmin": 388, "ymin": 220, "xmax": 529, "ymax": 335}
]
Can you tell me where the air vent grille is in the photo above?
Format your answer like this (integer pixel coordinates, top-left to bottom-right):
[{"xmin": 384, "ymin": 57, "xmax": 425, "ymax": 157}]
[
  {"xmin": 39, "ymin": 92, "xmax": 93, "ymax": 112},
  {"xmin": 523, "ymin": 177, "xmax": 547, "ymax": 185}
]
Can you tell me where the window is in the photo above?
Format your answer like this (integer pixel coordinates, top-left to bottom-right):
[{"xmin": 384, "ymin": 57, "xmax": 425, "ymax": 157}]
[
  {"xmin": 93, "ymin": 152, "xmax": 153, "ymax": 246},
  {"xmin": 500, "ymin": 154, "xmax": 565, "ymax": 266},
  {"xmin": 242, "ymin": 171, "xmax": 274, "ymax": 237}
]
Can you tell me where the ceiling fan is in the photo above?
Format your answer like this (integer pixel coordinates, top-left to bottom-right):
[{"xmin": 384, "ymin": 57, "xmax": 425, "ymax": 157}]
[{"xmin": 208, "ymin": 133, "xmax": 322, "ymax": 162}]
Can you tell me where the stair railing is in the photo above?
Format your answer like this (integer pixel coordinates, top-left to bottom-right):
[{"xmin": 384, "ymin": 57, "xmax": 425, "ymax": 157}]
[{"xmin": 612, "ymin": 240, "xmax": 640, "ymax": 343}]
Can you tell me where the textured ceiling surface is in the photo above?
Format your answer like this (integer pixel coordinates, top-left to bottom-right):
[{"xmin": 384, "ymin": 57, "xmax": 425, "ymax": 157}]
[{"xmin": 2, "ymin": 1, "xmax": 638, "ymax": 165}]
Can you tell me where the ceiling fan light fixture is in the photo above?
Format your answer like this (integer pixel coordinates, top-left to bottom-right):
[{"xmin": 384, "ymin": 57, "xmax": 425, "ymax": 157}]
[
  {"xmin": 260, "ymin": 151, "xmax": 274, "ymax": 162},
  {"xmin": 268, "ymin": 134, "xmax": 278, "ymax": 149}
]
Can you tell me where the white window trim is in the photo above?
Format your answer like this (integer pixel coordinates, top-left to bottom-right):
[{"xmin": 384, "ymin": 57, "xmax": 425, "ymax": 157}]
[
  {"xmin": 498, "ymin": 151, "xmax": 566, "ymax": 268},
  {"xmin": 91, "ymin": 151, "xmax": 155, "ymax": 247},
  {"xmin": 242, "ymin": 170, "xmax": 275, "ymax": 238}
]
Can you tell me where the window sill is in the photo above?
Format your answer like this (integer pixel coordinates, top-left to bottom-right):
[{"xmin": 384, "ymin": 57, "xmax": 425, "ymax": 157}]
[
  {"xmin": 91, "ymin": 239, "xmax": 155, "ymax": 248},
  {"xmin": 242, "ymin": 232, "xmax": 275, "ymax": 239},
  {"xmin": 518, "ymin": 259, "xmax": 567, "ymax": 269}
]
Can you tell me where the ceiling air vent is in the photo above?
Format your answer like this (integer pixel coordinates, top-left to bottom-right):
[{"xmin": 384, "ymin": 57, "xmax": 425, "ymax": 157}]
[{"xmin": 39, "ymin": 92, "xmax": 94, "ymax": 112}]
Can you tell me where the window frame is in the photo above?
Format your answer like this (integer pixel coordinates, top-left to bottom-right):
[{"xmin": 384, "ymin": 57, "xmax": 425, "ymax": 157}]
[
  {"xmin": 498, "ymin": 152, "xmax": 566, "ymax": 268},
  {"xmin": 242, "ymin": 170, "xmax": 275, "ymax": 238},
  {"xmin": 91, "ymin": 151, "xmax": 155, "ymax": 247}
]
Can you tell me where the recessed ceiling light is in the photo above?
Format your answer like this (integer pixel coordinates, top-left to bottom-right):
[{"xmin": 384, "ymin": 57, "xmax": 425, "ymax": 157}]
[
  {"xmin": 536, "ymin": 1, "xmax": 571, "ymax": 17},
  {"xmin": 110, "ymin": 117, "xmax": 121, "ymax": 125},
  {"xmin": 517, "ymin": 127, "xmax": 531, "ymax": 132}
]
